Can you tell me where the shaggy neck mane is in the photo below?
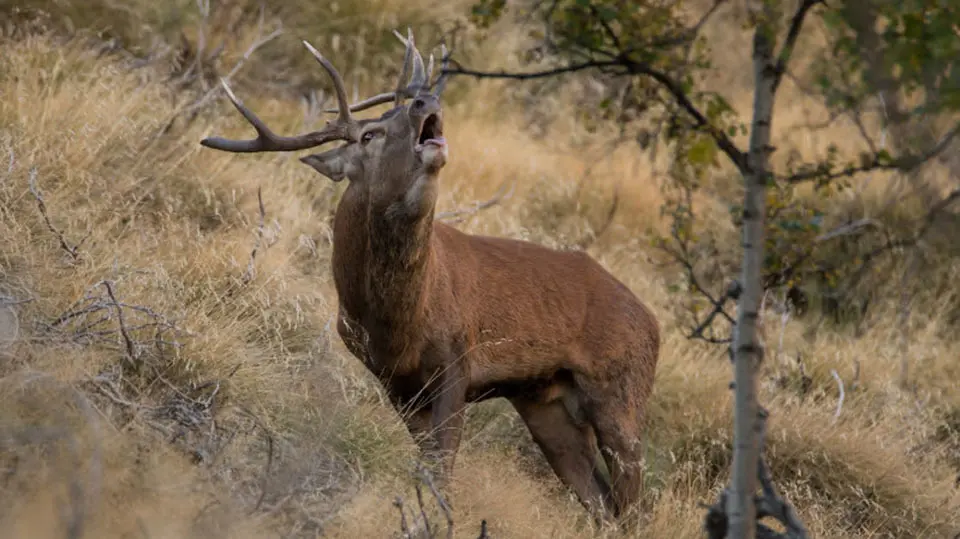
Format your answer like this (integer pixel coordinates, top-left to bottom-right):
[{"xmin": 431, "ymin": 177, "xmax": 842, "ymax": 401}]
[{"xmin": 332, "ymin": 181, "xmax": 436, "ymax": 357}]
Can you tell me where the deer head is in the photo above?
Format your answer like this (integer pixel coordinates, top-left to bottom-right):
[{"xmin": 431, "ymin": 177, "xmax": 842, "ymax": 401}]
[{"xmin": 200, "ymin": 30, "xmax": 450, "ymax": 212}]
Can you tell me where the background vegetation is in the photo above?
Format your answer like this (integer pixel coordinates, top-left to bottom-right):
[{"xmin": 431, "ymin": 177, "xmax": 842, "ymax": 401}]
[{"xmin": 0, "ymin": 0, "xmax": 957, "ymax": 537}]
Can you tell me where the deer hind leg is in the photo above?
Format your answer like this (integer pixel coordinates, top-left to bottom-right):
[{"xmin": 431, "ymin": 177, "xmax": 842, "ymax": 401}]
[
  {"xmin": 511, "ymin": 392, "xmax": 613, "ymax": 522},
  {"xmin": 579, "ymin": 379, "xmax": 648, "ymax": 523}
]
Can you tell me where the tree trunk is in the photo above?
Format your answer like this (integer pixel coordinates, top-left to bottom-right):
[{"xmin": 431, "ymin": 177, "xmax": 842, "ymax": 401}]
[{"xmin": 727, "ymin": 19, "xmax": 777, "ymax": 539}]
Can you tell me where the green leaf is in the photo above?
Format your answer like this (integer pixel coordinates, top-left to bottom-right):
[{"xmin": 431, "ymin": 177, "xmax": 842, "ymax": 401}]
[{"xmin": 687, "ymin": 137, "xmax": 718, "ymax": 167}]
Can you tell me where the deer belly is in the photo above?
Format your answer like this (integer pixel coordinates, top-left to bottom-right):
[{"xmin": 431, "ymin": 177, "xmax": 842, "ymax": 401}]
[{"xmin": 465, "ymin": 369, "xmax": 576, "ymax": 403}]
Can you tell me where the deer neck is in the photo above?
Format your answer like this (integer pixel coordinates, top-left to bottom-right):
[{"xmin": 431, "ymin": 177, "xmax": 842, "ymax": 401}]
[{"xmin": 331, "ymin": 181, "xmax": 436, "ymax": 342}]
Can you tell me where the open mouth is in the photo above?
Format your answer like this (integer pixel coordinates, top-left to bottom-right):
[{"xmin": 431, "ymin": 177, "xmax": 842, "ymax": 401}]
[{"xmin": 417, "ymin": 113, "xmax": 445, "ymax": 147}]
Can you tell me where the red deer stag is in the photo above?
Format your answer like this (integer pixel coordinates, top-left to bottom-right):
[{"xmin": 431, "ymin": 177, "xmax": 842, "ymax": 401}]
[{"xmin": 199, "ymin": 31, "xmax": 660, "ymax": 522}]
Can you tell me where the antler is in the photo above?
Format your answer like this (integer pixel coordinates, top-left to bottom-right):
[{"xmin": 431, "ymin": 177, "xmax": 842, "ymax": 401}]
[
  {"xmin": 201, "ymin": 40, "xmax": 359, "ymax": 153},
  {"xmin": 325, "ymin": 29, "xmax": 450, "ymax": 114}
]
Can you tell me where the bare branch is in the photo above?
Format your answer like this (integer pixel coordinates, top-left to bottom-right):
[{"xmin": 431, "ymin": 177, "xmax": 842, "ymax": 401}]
[
  {"xmin": 414, "ymin": 483, "xmax": 434, "ymax": 538},
  {"xmin": 43, "ymin": 280, "xmax": 188, "ymax": 361},
  {"xmin": 177, "ymin": 25, "xmax": 284, "ymax": 122},
  {"xmin": 444, "ymin": 57, "xmax": 749, "ymax": 171},
  {"xmin": 101, "ymin": 280, "xmax": 140, "ymax": 372},
  {"xmin": 437, "ymin": 178, "xmax": 516, "ymax": 224},
  {"xmin": 824, "ymin": 186, "xmax": 960, "ymax": 299},
  {"xmin": 688, "ymin": 280, "xmax": 741, "ymax": 344},
  {"xmin": 589, "ymin": 4, "xmax": 622, "ymax": 50},
  {"xmin": 394, "ymin": 497, "xmax": 413, "ymax": 536},
  {"xmin": 28, "ymin": 167, "xmax": 81, "ymax": 262},
  {"xmin": 755, "ymin": 409, "xmax": 808, "ymax": 538},
  {"xmin": 418, "ymin": 466, "xmax": 455, "ymax": 539},
  {"xmin": 241, "ymin": 187, "xmax": 267, "ymax": 285},
  {"xmin": 443, "ymin": 58, "xmax": 619, "ymax": 80},
  {"xmin": 782, "ymin": 122, "xmax": 960, "ymax": 184},
  {"xmin": 771, "ymin": 0, "xmax": 826, "ymax": 95}
]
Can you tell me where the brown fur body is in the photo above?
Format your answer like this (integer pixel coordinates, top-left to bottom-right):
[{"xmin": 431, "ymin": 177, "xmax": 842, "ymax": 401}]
[
  {"xmin": 199, "ymin": 34, "xmax": 660, "ymax": 521},
  {"xmin": 332, "ymin": 176, "xmax": 661, "ymax": 519}
]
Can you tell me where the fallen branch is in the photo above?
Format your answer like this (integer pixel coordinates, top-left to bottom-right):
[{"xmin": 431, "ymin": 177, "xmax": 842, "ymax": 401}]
[{"xmin": 436, "ymin": 179, "xmax": 516, "ymax": 224}]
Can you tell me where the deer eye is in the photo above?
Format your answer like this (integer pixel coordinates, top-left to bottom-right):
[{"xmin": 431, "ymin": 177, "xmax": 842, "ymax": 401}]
[{"xmin": 361, "ymin": 130, "xmax": 380, "ymax": 144}]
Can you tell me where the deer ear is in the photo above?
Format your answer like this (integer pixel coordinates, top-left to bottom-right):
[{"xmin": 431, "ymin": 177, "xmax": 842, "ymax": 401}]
[{"xmin": 300, "ymin": 148, "xmax": 351, "ymax": 182}]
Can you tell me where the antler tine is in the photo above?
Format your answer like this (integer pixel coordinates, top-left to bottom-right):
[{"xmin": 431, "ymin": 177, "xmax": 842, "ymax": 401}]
[
  {"xmin": 200, "ymin": 79, "xmax": 338, "ymax": 152},
  {"xmin": 391, "ymin": 28, "xmax": 428, "ymax": 94},
  {"xmin": 432, "ymin": 44, "xmax": 450, "ymax": 98},
  {"xmin": 405, "ymin": 28, "xmax": 427, "ymax": 91},
  {"xmin": 424, "ymin": 53, "xmax": 435, "ymax": 91},
  {"xmin": 200, "ymin": 44, "xmax": 360, "ymax": 154},
  {"xmin": 321, "ymin": 29, "xmax": 429, "ymax": 114},
  {"xmin": 393, "ymin": 28, "xmax": 414, "ymax": 107},
  {"xmin": 344, "ymin": 92, "xmax": 397, "ymax": 112},
  {"xmin": 302, "ymin": 40, "xmax": 353, "ymax": 124}
]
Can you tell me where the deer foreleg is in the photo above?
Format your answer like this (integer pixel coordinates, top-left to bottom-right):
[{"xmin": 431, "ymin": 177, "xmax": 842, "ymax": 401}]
[{"xmin": 425, "ymin": 361, "xmax": 469, "ymax": 483}]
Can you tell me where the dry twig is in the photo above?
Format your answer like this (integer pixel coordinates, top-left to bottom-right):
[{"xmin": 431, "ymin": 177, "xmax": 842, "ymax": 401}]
[
  {"xmin": 102, "ymin": 280, "xmax": 140, "ymax": 370},
  {"xmin": 28, "ymin": 167, "xmax": 83, "ymax": 262},
  {"xmin": 392, "ymin": 463, "xmax": 488, "ymax": 539},
  {"xmin": 242, "ymin": 186, "xmax": 268, "ymax": 284},
  {"xmin": 436, "ymin": 179, "xmax": 516, "ymax": 224},
  {"xmin": 43, "ymin": 280, "xmax": 188, "ymax": 366},
  {"xmin": 161, "ymin": 8, "xmax": 283, "ymax": 134}
]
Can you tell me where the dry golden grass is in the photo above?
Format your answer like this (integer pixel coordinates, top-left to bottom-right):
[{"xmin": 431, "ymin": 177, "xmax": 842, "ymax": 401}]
[{"xmin": 0, "ymin": 2, "xmax": 958, "ymax": 538}]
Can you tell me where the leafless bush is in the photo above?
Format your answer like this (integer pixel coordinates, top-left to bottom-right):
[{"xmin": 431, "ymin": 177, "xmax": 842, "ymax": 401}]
[
  {"xmin": 393, "ymin": 463, "xmax": 489, "ymax": 539},
  {"xmin": 39, "ymin": 280, "xmax": 188, "ymax": 374}
]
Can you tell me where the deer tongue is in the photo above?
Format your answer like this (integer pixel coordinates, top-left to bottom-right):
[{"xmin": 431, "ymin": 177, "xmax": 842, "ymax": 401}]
[{"xmin": 416, "ymin": 137, "xmax": 446, "ymax": 152}]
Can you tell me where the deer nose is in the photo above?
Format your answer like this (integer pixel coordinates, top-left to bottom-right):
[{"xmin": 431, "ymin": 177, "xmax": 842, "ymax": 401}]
[{"xmin": 412, "ymin": 97, "xmax": 426, "ymax": 109}]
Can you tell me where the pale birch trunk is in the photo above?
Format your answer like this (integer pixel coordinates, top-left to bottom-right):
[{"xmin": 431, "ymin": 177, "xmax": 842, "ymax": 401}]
[{"xmin": 726, "ymin": 19, "xmax": 777, "ymax": 539}]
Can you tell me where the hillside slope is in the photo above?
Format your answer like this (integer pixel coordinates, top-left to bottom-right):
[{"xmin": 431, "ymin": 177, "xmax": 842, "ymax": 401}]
[{"xmin": 0, "ymin": 3, "xmax": 958, "ymax": 538}]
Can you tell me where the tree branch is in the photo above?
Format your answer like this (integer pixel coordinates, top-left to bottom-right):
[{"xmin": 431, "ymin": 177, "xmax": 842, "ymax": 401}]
[
  {"xmin": 443, "ymin": 59, "xmax": 622, "ymax": 81},
  {"xmin": 619, "ymin": 57, "xmax": 748, "ymax": 171},
  {"xmin": 443, "ymin": 57, "xmax": 749, "ymax": 171},
  {"xmin": 782, "ymin": 121, "xmax": 960, "ymax": 184},
  {"xmin": 771, "ymin": 0, "xmax": 825, "ymax": 95}
]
